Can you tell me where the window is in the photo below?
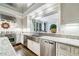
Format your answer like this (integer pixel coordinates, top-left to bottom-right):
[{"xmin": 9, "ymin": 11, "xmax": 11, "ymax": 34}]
[
  {"xmin": 39, "ymin": 23, "xmax": 42, "ymax": 31},
  {"xmin": 36, "ymin": 22, "xmax": 38, "ymax": 31},
  {"xmin": 44, "ymin": 22, "xmax": 47, "ymax": 32},
  {"xmin": 32, "ymin": 20, "xmax": 47, "ymax": 32}
]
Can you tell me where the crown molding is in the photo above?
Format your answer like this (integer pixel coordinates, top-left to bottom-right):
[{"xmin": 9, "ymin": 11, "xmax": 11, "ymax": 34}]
[{"xmin": 0, "ymin": 5, "xmax": 22, "ymax": 18}]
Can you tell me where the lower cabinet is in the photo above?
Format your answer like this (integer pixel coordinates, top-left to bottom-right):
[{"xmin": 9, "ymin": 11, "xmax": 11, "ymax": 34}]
[
  {"xmin": 27, "ymin": 39, "xmax": 40, "ymax": 56},
  {"xmin": 56, "ymin": 43, "xmax": 79, "ymax": 56},
  {"xmin": 26, "ymin": 38, "xmax": 79, "ymax": 56}
]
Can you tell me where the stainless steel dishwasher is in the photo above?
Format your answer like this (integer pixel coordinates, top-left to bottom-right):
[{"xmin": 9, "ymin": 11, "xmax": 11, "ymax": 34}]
[{"xmin": 40, "ymin": 39, "xmax": 56, "ymax": 56}]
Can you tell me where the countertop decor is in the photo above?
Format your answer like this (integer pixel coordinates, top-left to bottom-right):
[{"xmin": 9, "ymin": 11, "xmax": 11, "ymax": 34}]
[{"xmin": 50, "ymin": 24, "xmax": 57, "ymax": 33}]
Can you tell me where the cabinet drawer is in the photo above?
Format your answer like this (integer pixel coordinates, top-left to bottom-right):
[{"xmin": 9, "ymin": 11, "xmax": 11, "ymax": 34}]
[{"xmin": 27, "ymin": 39, "xmax": 33, "ymax": 49}]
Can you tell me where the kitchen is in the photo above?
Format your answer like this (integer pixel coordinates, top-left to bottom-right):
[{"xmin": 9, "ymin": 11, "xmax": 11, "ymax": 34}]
[{"xmin": 0, "ymin": 3, "xmax": 79, "ymax": 56}]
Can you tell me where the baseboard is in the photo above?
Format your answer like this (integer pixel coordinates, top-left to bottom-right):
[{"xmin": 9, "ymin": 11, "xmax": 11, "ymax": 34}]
[{"xmin": 13, "ymin": 43, "xmax": 21, "ymax": 47}]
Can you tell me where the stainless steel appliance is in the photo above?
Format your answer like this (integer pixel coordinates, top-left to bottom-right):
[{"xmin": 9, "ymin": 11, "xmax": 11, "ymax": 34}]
[
  {"xmin": 5, "ymin": 34, "xmax": 16, "ymax": 45},
  {"xmin": 40, "ymin": 39, "xmax": 56, "ymax": 56}
]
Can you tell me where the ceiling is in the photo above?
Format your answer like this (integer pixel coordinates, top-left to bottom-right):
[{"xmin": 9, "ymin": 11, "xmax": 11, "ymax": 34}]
[
  {"xmin": 1, "ymin": 3, "xmax": 34, "ymax": 13},
  {"xmin": 0, "ymin": 3, "xmax": 45, "ymax": 18},
  {"xmin": 0, "ymin": 3, "xmax": 57, "ymax": 18}
]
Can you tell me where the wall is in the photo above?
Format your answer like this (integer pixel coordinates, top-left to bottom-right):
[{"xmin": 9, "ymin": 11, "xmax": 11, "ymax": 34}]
[
  {"xmin": 22, "ymin": 16, "xmax": 27, "ymax": 31},
  {"xmin": 15, "ymin": 17, "xmax": 23, "ymax": 43},
  {"xmin": 61, "ymin": 3, "xmax": 79, "ymax": 24},
  {"xmin": 60, "ymin": 3, "xmax": 79, "ymax": 36},
  {"xmin": 26, "ymin": 16, "xmax": 31, "ymax": 32},
  {"xmin": 0, "ymin": 15, "xmax": 23, "ymax": 43}
]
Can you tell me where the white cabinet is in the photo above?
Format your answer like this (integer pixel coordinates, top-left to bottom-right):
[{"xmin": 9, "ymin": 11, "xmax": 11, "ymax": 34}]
[
  {"xmin": 71, "ymin": 46, "xmax": 79, "ymax": 56},
  {"xmin": 27, "ymin": 39, "xmax": 33, "ymax": 50},
  {"xmin": 32, "ymin": 41, "xmax": 40, "ymax": 55},
  {"xmin": 27, "ymin": 39, "xmax": 40, "ymax": 56},
  {"xmin": 56, "ymin": 43, "xmax": 71, "ymax": 56},
  {"xmin": 56, "ymin": 43, "xmax": 79, "ymax": 56}
]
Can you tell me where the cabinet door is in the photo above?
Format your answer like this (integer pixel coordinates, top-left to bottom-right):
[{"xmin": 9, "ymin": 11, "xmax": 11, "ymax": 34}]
[
  {"xmin": 71, "ymin": 46, "xmax": 79, "ymax": 56},
  {"xmin": 32, "ymin": 41, "xmax": 40, "ymax": 56},
  {"xmin": 56, "ymin": 43, "xmax": 71, "ymax": 56},
  {"xmin": 74, "ymin": 47, "xmax": 79, "ymax": 56},
  {"xmin": 27, "ymin": 39, "xmax": 33, "ymax": 50},
  {"xmin": 70, "ymin": 46, "xmax": 75, "ymax": 56},
  {"xmin": 27, "ymin": 39, "xmax": 40, "ymax": 56}
]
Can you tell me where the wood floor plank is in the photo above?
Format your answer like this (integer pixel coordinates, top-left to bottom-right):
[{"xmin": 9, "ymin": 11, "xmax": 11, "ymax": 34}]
[{"xmin": 14, "ymin": 45, "xmax": 37, "ymax": 56}]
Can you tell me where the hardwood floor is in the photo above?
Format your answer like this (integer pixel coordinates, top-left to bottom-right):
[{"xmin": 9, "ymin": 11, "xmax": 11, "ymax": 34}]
[{"xmin": 14, "ymin": 45, "xmax": 37, "ymax": 56}]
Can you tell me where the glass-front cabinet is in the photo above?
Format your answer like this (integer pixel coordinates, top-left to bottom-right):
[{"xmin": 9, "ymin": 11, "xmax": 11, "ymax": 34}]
[{"xmin": 32, "ymin": 19, "xmax": 47, "ymax": 32}]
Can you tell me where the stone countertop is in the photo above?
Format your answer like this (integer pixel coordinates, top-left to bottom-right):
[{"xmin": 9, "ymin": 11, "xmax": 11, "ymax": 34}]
[
  {"xmin": 0, "ymin": 37, "xmax": 16, "ymax": 56},
  {"xmin": 23, "ymin": 33, "xmax": 79, "ymax": 47},
  {"xmin": 23, "ymin": 32, "xmax": 79, "ymax": 39},
  {"xmin": 39, "ymin": 36, "xmax": 79, "ymax": 47}
]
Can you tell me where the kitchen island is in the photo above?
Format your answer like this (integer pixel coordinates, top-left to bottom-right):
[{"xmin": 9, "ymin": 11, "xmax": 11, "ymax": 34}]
[{"xmin": 0, "ymin": 37, "xmax": 16, "ymax": 56}]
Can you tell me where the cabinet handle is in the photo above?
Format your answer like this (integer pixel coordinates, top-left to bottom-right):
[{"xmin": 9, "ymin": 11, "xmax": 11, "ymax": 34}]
[
  {"xmin": 44, "ymin": 41, "xmax": 49, "ymax": 43},
  {"xmin": 49, "ymin": 42, "xmax": 54, "ymax": 44}
]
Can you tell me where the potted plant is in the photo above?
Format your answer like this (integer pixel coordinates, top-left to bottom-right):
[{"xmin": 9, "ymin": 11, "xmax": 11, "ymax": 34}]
[{"xmin": 50, "ymin": 24, "xmax": 57, "ymax": 33}]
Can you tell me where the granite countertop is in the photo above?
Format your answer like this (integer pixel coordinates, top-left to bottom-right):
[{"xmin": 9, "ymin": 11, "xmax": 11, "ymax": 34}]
[
  {"xmin": 0, "ymin": 37, "xmax": 16, "ymax": 56},
  {"xmin": 39, "ymin": 36, "xmax": 79, "ymax": 47}
]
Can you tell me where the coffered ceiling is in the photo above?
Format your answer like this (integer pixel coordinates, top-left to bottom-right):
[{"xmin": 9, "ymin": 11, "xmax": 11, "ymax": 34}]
[
  {"xmin": 0, "ymin": 3, "xmax": 45, "ymax": 18},
  {"xmin": 0, "ymin": 3, "xmax": 34, "ymax": 13},
  {"xmin": 0, "ymin": 3, "xmax": 58, "ymax": 19}
]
